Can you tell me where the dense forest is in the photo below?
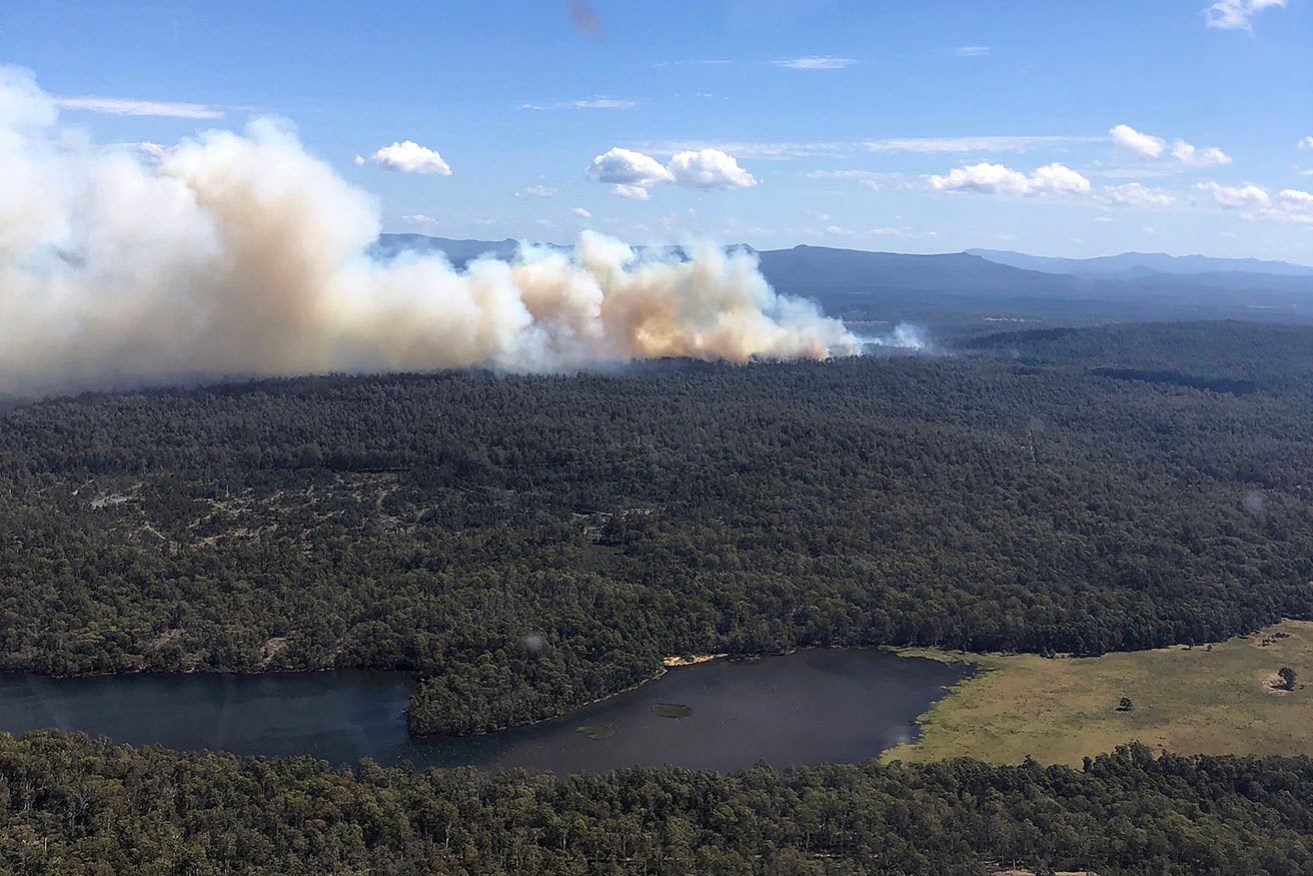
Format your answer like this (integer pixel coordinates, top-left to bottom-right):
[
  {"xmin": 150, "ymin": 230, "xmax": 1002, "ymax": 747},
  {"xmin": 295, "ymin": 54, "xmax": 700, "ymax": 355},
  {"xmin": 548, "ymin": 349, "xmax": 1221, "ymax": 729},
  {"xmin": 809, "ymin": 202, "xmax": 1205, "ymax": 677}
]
[
  {"xmin": 2, "ymin": 321, "xmax": 1313, "ymax": 735},
  {"xmin": 2, "ymin": 730, "xmax": 1313, "ymax": 875}
]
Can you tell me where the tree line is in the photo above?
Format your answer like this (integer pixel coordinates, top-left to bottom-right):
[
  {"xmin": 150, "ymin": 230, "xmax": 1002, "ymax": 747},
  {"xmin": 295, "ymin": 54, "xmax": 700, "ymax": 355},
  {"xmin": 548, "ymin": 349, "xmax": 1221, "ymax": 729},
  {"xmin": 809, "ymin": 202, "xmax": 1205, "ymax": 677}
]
[{"xmin": 1, "ymin": 730, "xmax": 1311, "ymax": 875}]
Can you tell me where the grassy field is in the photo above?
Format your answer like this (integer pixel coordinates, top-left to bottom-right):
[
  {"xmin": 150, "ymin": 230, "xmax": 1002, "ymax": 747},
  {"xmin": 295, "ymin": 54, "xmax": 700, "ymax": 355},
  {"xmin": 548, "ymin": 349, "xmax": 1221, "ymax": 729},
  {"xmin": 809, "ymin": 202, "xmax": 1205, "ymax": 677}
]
[{"xmin": 883, "ymin": 619, "xmax": 1313, "ymax": 766}]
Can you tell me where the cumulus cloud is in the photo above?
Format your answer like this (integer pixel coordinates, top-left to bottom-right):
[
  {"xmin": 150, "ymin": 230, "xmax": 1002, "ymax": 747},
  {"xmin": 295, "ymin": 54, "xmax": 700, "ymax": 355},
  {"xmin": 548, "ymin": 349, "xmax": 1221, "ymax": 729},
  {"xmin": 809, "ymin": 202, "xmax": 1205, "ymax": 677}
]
[
  {"xmin": 0, "ymin": 67, "xmax": 861, "ymax": 396},
  {"xmin": 1204, "ymin": 0, "xmax": 1286, "ymax": 31},
  {"xmin": 571, "ymin": 207, "xmax": 592, "ymax": 219},
  {"xmin": 1192, "ymin": 184, "xmax": 1313, "ymax": 225},
  {"xmin": 773, "ymin": 56, "xmax": 857, "ymax": 69},
  {"xmin": 1102, "ymin": 182, "xmax": 1177, "ymax": 208},
  {"xmin": 1110, "ymin": 124, "xmax": 1166, "ymax": 158},
  {"xmin": 929, "ymin": 161, "xmax": 1091, "ymax": 197},
  {"xmin": 588, "ymin": 147, "xmax": 674, "ymax": 188},
  {"xmin": 1109, "ymin": 124, "xmax": 1230, "ymax": 168},
  {"xmin": 610, "ymin": 184, "xmax": 650, "ymax": 200},
  {"xmin": 1171, "ymin": 139, "xmax": 1231, "ymax": 167},
  {"xmin": 401, "ymin": 214, "xmax": 437, "ymax": 225},
  {"xmin": 1195, "ymin": 180, "xmax": 1271, "ymax": 209},
  {"xmin": 1280, "ymin": 188, "xmax": 1313, "ymax": 206},
  {"xmin": 588, "ymin": 146, "xmax": 757, "ymax": 198},
  {"xmin": 355, "ymin": 140, "xmax": 452, "ymax": 175},
  {"xmin": 1300, "ymin": 136, "xmax": 1313, "ymax": 150},
  {"xmin": 667, "ymin": 149, "xmax": 758, "ymax": 190}
]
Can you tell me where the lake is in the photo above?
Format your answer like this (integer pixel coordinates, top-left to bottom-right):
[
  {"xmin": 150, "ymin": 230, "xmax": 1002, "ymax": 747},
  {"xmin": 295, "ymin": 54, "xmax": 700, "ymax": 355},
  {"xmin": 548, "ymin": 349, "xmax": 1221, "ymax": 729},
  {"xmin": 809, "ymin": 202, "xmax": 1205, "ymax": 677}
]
[{"xmin": 0, "ymin": 649, "xmax": 969, "ymax": 772}]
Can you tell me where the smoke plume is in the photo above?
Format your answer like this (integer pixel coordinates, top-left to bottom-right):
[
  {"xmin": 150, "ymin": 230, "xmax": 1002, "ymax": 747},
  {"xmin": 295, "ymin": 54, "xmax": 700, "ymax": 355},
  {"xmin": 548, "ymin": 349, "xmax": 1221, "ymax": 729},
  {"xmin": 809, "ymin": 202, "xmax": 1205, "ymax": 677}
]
[{"xmin": 1, "ymin": 68, "xmax": 868, "ymax": 397}]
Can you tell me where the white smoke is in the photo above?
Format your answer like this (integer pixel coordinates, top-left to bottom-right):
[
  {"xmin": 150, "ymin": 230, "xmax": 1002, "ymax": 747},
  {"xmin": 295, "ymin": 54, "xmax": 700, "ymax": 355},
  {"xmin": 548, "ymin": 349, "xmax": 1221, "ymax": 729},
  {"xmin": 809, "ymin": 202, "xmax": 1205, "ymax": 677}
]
[
  {"xmin": 856, "ymin": 324, "xmax": 927, "ymax": 352},
  {"xmin": 0, "ymin": 68, "xmax": 863, "ymax": 397}
]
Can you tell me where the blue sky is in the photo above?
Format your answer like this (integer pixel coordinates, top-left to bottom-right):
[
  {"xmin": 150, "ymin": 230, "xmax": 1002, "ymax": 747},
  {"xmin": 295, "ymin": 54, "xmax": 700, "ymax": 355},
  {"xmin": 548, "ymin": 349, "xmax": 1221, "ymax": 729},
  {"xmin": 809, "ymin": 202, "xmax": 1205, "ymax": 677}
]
[{"xmin": 4, "ymin": 0, "xmax": 1311, "ymax": 259}]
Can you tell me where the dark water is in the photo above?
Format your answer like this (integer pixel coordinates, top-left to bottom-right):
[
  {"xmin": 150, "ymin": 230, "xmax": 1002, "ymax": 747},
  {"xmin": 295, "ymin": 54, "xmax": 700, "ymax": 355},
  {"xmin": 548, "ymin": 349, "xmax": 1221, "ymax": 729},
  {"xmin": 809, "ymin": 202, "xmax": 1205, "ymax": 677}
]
[{"xmin": 0, "ymin": 650, "xmax": 969, "ymax": 772}]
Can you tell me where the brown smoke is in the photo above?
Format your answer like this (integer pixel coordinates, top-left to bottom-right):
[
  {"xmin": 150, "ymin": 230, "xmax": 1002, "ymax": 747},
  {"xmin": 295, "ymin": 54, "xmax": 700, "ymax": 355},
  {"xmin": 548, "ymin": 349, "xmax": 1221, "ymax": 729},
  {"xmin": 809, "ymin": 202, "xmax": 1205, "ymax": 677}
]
[{"xmin": 0, "ymin": 68, "xmax": 862, "ymax": 397}]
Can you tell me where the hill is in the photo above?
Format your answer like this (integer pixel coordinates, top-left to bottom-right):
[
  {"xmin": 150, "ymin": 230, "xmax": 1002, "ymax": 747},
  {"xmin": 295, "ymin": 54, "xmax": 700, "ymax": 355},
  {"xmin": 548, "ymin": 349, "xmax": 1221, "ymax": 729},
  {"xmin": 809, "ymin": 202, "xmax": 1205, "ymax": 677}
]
[
  {"xmin": 969, "ymin": 248, "xmax": 1313, "ymax": 278},
  {"xmin": 375, "ymin": 235, "xmax": 1313, "ymax": 331}
]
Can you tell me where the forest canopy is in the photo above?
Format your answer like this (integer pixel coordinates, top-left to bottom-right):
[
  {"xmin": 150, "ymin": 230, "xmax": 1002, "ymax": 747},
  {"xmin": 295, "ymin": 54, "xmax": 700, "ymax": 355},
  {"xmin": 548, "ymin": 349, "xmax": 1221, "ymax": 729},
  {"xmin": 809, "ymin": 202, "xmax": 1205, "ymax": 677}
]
[
  {"xmin": 2, "ymin": 321, "xmax": 1312, "ymax": 735},
  {"xmin": 1, "ymin": 730, "xmax": 1312, "ymax": 875}
]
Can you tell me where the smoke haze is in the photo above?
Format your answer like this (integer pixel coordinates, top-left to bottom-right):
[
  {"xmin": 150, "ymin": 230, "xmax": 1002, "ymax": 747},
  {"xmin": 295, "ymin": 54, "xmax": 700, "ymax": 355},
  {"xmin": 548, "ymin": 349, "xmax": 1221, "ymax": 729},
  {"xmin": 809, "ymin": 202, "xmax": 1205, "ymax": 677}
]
[{"xmin": 0, "ymin": 68, "xmax": 886, "ymax": 397}]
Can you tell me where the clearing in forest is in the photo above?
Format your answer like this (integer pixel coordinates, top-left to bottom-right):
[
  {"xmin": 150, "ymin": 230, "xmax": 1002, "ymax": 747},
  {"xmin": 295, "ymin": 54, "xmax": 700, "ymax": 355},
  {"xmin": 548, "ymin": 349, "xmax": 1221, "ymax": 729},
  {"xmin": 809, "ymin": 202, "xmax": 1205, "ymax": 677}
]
[{"xmin": 884, "ymin": 619, "xmax": 1313, "ymax": 766}]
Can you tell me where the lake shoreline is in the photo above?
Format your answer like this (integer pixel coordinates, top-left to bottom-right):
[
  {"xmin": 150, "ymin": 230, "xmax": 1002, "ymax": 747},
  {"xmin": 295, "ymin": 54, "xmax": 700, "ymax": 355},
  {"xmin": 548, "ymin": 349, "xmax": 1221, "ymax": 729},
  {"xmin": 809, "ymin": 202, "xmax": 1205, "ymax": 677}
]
[{"xmin": 0, "ymin": 648, "xmax": 971, "ymax": 773}]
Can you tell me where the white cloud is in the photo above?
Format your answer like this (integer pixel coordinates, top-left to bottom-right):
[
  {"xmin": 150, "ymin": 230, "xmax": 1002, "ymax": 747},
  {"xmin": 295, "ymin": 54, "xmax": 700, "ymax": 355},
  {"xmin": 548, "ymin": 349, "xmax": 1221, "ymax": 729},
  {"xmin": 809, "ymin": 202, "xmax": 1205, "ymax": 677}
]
[
  {"xmin": 930, "ymin": 162, "xmax": 1029, "ymax": 195},
  {"xmin": 930, "ymin": 161, "xmax": 1091, "ymax": 197},
  {"xmin": 773, "ymin": 56, "xmax": 857, "ymax": 69},
  {"xmin": 1109, "ymin": 126, "xmax": 1231, "ymax": 168},
  {"xmin": 1171, "ymin": 139, "xmax": 1231, "ymax": 167},
  {"xmin": 1107, "ymin": 125, "xmax": 1230, "ymax": 168},
  {"xmin": 355, "ymin": 141, "xmax": 452, "ymax": 175},
  {"xmin": 1102, "ymin": 182, "xmax": 1177, "ymax": 208},
  {"xmin": 637, "ymin": 135, "xmax": 1097, "ymax": 160},
  {"xmin": 588, "ymin": 146, "xmax": 756, "ymax": 197},
  {"xmin": 805, "ymin": 169, "xmax": 898, "ymax": 191},
  {"xmin": 1200, "ymin": 182, "xmax": 1313, "ymax": 223},
  {"xmin": 1298, "ymin": 136, "xmax": 1313, "ymax": 150},
  {"xmin": 517, "ymin": 97, "xmax": 637, "ymax": 110},
  {"xmin": 515, "ymin": 184, "xmax": 557, "ymax": 199},
  {"xmin": 643, "ymin": 140, "xmax": 845, "ymax": 160},
  {"xmin": 587, "ymin": 147, "xmax": 675, "ymax": 199},
  {"xmin": 953, "ymin": 46, "xmax": 991, "ymax": 57},
  {"xmin": 870, "ymin": 226, "xmax": 939, "ymax": 239},
  {"xmin": 1204, "ymin": 0, "xmax": 1286, "ymax": 31},
  {"xmin": 1110, "ymin": 124, "xmax": 1166, "ymax": 158},
  {"xmin": 1094, "ymin": 215, "xmax": 1114, "ymax": 223},
  {"xmin": 1195, "ymin": 180, "xmax": 1272, "ymax": 209},
  {"xmin": 571, "ymin": 207, "xmax": 593, "ymax": 219},
  {"xmin": 862, "ymin": 135, "xmax": 1093, "ymax": 154},
  {"xmin": 667, "ymin": 148, "xmax": 758, "ymax": 190},
  {"xmin": 53, "ymin": 95, "xmax": 223, "ymax": 119},
  {"xmin": 612, "ymin": 184, "xmax": 651, "ymax": 200},
  {"xmin": 401, "ymin": 214, "xmax": 437, "ymax": 225},
  {"xmin": 1030, "ymin": 163, "xmax": 1093, "ymax": 195}
]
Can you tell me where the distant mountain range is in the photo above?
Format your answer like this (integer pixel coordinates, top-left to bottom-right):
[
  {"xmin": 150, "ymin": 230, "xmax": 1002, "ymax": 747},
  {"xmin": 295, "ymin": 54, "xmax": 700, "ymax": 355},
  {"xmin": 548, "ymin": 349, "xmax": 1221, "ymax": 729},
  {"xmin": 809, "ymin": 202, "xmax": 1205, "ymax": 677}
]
[
  {"xmin": 967, "ymin": 249, "xmax": 1313, "ymax": 279},
  {"xmin": 374, "ymin": 234, "xmax": 1313, "ymax": 331}
]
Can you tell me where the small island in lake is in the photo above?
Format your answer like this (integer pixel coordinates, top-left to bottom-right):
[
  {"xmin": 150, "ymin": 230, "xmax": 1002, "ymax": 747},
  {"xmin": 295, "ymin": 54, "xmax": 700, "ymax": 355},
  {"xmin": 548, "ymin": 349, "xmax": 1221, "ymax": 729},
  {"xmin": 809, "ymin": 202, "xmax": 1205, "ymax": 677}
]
[{"xmin": 576, "ymin": 724, "xmax": 616, "ymax": 740}]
